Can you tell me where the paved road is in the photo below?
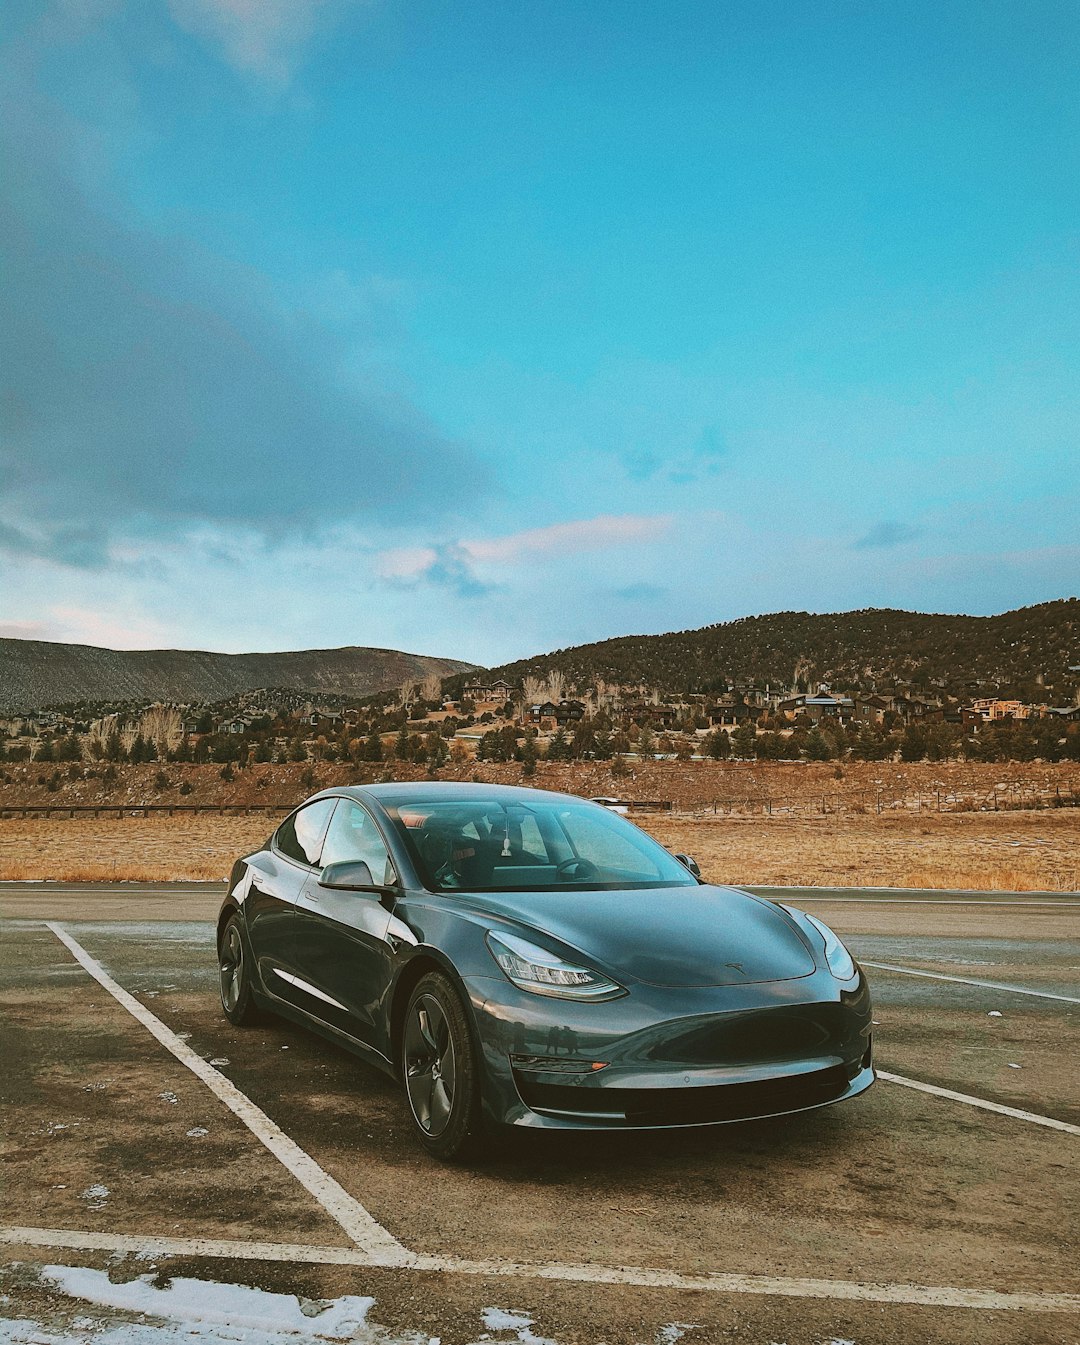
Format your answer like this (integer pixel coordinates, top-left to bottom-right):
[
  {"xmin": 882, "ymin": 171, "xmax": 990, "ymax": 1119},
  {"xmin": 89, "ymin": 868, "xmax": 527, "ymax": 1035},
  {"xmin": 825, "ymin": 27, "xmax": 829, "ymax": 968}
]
[{"xmin": 1, "ymin": 885, "xmax": 1078, "ymax": 1345}]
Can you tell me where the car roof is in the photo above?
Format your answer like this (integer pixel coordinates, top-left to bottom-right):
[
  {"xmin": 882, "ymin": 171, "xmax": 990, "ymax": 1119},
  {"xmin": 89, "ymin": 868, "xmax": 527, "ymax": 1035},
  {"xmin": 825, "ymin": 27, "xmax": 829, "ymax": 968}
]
[{"xmin": 320, "ymin": 781, "xmax": 595, "ymax": 808}]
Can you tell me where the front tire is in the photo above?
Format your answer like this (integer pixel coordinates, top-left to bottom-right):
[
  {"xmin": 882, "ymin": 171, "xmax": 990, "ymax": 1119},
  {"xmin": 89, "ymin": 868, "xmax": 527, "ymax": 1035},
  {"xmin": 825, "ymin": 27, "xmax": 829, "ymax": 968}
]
[
  {"xmin": 218, "ymin": 914, "xmax": 261, "ymax": 1026},
  {"xmin": 402, "ymin": 972, "xmax": 482, "ymax": 1160}
]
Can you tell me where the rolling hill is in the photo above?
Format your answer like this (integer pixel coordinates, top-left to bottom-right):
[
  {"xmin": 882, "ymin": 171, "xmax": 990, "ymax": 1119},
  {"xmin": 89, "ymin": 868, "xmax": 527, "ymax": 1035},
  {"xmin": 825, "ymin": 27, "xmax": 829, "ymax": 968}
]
[
  {"xmin": 479, "ymin": 601, "xmax": 1080, "ymax": 702},
  {"xmin": 0, "ymin": 639, "xmax": 475, "ymax": 715}
]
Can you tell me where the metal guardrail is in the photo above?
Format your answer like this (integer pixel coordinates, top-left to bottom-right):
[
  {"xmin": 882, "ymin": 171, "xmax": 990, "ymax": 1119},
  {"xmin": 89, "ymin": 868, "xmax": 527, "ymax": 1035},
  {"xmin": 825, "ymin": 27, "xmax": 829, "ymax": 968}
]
[{"xmin": 0, "ymin": 804, "xmax": 285, "ymax": 819}]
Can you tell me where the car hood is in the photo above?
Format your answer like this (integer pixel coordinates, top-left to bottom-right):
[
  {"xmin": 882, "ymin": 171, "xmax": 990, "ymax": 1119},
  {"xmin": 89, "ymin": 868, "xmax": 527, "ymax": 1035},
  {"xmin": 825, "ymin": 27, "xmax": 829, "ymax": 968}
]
[{"xmin": 456, "ymin": 884, "xmax": 818, "ymax": 988}]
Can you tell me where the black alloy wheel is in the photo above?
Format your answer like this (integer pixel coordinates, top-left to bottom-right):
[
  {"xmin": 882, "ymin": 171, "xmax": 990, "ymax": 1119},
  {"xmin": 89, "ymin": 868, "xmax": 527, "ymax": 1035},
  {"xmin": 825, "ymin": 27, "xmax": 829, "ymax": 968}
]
[
  {"xmin": 219, "ymin": 914, "xmax": 260, "ymax": 1026},
  {"xmin": 402, "ymin": 971, "xmax": 481, "ymax": 1159}
]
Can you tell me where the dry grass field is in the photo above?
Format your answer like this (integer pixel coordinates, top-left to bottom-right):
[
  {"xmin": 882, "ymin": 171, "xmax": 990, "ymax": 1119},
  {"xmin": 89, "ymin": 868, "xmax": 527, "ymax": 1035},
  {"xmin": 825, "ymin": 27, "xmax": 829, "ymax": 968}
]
[
  {"xmin": 2, "ymin": 803, "xmax": 1079, "ymax": 890},
  {"xmin": 645, "ymin": 808, "xmax": 1080, "ymax": 892}
]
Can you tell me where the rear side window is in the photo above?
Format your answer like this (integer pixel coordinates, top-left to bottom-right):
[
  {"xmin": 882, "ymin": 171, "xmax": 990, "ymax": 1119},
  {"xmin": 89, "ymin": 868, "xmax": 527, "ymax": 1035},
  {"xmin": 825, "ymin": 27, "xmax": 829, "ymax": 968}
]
[{"xmin": 275, "ymin": 798, "xmax": 335, "ymax": 867}]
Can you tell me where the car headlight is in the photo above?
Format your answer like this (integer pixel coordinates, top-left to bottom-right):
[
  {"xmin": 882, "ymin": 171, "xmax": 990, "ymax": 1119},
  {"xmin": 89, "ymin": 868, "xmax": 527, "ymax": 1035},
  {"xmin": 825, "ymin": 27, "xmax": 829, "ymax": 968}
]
[
  {"xmin": 804, "ymin": 914, "xmax": 857, "ymax": 981},
  {"xmin": 486, "ymin": 931, "xmax": 626, "ymax": 1001}
]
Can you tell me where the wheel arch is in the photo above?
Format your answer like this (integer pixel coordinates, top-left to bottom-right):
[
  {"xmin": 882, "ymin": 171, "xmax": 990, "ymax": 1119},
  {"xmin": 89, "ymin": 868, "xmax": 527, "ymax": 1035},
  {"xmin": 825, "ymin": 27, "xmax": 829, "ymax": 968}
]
[
  {"xmin": 389, "ymin": 949, "xmax": 480, "ymax": 1074},
  {"xmin": 216, "ymin": 901, "xmax": 241, "ymax": 950}
]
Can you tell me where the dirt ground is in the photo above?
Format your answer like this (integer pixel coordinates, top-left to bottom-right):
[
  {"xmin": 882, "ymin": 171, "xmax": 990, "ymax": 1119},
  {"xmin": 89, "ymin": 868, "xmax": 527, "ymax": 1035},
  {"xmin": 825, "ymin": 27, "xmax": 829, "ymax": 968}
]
[{"xmin": 2, "ymin": 807, "xmax": 1079, "ymax": 890}]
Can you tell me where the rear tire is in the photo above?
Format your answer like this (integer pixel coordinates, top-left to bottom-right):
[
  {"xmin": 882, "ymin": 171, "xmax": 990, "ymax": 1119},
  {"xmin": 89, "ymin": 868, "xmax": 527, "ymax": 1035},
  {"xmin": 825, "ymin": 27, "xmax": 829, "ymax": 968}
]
[
  {"xmin": 402, "ymin": 972, "xmax": 482, "ymax": 1160},
  {"xmin": 218, "ymin": 913, "xmax": 261, "ymax": 1026}
]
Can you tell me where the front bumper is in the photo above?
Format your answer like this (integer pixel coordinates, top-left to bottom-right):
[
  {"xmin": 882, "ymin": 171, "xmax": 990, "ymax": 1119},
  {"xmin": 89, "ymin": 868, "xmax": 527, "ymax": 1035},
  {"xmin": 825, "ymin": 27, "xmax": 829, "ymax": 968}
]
[{"xmin": 467, "ymin": 968, "xmax": 874, "ymax": 1131}]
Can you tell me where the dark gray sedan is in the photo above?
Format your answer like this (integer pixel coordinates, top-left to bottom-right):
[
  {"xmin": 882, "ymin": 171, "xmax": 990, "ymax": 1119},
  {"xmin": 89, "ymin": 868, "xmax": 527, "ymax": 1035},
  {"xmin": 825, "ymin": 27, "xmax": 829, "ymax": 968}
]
[{"xmin": 218, "ymin": 782, "xmax": 873, "ymax": 1158}]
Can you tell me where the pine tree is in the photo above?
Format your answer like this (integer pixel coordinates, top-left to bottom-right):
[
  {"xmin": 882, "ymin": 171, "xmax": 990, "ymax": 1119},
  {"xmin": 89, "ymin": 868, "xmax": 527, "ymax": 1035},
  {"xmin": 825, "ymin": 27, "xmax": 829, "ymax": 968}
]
[
  {"xmin": 804, "ymin": 728, "xmax": 833, "ymax": 760},
  {"xmin": 731, "ymin": 722, "xmax": 756, "ymax": 758},
  {"xmin": 705, "ymin": 728, "xmax": 731, "ymax": 759}
]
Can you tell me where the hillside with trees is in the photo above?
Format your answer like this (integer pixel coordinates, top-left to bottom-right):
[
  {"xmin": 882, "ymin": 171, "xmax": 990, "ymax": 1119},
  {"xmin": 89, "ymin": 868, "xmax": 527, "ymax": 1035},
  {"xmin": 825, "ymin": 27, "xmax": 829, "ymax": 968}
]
[
  {"xmin": 475, "ymin": 601, "xmax": 1080, "ymax": 704},
  {"xmin": 0, "ymin": 638, "xmax": 475, "ymax": 715}
]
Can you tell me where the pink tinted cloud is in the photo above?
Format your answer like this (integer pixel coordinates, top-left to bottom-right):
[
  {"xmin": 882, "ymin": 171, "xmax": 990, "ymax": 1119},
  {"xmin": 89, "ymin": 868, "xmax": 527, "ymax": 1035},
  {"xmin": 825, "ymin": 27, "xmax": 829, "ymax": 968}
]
[
  {"xmin": 376, "ymin": 513, "xmax": 674, "ymax": 584},
  {"xmin": 462, "ymin": 513, "xmax": 675, "ymax": 565},
  {"xmin": 0, "ymin": 621, "xmax": 52, "ymax": 640},
  {"xmin": 48, "ymin": 606, "xmax": 171, "ymax": 650}
]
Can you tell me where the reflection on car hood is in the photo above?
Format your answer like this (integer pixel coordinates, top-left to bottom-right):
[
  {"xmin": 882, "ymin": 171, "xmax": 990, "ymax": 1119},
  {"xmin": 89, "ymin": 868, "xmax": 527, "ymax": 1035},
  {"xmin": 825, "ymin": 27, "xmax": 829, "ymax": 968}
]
[{"xmin": 457, "ymin": 884, "xmax": 818, "ymax": 987}]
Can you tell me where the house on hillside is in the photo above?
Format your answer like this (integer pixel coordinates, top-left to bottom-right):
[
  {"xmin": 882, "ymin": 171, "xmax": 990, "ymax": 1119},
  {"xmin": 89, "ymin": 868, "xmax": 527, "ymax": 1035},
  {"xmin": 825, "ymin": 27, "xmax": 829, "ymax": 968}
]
[
  {"xmin": 969, "ymin": 699, "xmax": 1031, "ymax": 722},
  {"xmin": 301, "ymin": 709, "xmax": 343, "ymax": 731},
  {"xmin": 803, "ymin": 693, "xmax": 855, "ymax": 723},
  {"xmin": 854, "ymin": 695, "xmax": 889, "ymax": 724}
]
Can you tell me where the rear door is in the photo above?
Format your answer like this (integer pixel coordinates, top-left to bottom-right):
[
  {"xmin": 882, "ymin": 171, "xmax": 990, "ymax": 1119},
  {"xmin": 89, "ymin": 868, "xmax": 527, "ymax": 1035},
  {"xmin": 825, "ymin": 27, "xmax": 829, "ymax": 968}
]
[{"xmin": 246, "ymin": 797, "xmax": 335, "ymax": 1009}]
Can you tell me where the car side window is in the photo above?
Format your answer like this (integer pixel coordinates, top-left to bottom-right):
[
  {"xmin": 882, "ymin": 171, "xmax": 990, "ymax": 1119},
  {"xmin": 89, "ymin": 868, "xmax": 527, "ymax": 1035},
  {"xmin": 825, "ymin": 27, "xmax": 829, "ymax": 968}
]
[
  {"xmin": 320, "ymin": 800, "xmax": 397, "ymax": 886},
  {"xmin": 275, "ymin": 798, "xmax": 336, "ymax": 867}
]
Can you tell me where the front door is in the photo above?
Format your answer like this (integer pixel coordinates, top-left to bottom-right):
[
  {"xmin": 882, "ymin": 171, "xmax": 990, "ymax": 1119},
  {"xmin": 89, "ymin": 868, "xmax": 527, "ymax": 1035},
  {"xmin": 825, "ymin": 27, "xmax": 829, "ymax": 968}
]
[{"xmin": 292, "ymin": 798, "xmax": 399, "ymax": 1056}]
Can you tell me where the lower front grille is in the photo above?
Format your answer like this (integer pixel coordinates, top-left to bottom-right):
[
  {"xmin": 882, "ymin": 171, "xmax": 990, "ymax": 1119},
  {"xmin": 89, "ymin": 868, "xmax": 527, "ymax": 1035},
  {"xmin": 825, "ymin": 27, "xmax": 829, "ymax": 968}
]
[{"xmin": 515, "ymin": 1064, "xmax": 852, "ymax": 1126}]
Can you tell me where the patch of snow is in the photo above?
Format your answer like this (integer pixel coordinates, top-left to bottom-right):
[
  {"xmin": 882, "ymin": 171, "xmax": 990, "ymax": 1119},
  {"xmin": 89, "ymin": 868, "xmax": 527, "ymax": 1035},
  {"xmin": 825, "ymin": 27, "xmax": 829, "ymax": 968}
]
[
  {"xmin": 655, "ymin": 1326, "xmax": 700, "ymax": 1344},
  {"xmin": 481, "ymin": 1310, "xmax": 532, "ymax": 1333},
  {"xmin": 186, "ymin": 1127, "xmax": 209, "ymax": 1138},
  {"xmin": 79, "ymin": 1185, "xmax": 109, "ymax": 1210},
  {"xmin": 988, "ymin": 1011, "xmax": 1003, "ymax": 1018},
  {"xmin": 158, "ymin": 1092, "xmax": 179, "ymax": 1105},
  {"xmin": 1008, "ymin": 1062, "xmax": 1022, "ymax": 1069},
  {"xmin": 209, "ymin": 1058, "xmax": 230, "ymax": 1067},
  {"xmin": 475, "ymin": 1308, "xmax": 556, "ymax": 1345},
  {"xmin": 41, "ymin": 1266, "xmax": 379, "ymax": 1339}
]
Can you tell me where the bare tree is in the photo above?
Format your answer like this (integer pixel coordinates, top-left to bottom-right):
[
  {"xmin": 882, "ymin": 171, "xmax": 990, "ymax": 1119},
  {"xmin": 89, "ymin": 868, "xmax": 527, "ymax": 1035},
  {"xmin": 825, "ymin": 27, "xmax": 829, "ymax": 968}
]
[
  {"xmin": 397, "ymin": 680, "xmax": 417, "ymax": 710},
  {"xmin": 420, "ymin": 673, "xmax": 443, "ymax": 704},
  {"xmin": 545, "ymin": 669, "xmax": 567, "ymax": 703},
  {"xmin": 521, "ymin": 675, "xmax": 545, "ymax": 705},
  {"xmin": 88, "ymin": 714, "xmax": 120, "ymax": 754},
  {"xmin": 139, "ymin": 704, "xmax": 183, "ymax": 754}
]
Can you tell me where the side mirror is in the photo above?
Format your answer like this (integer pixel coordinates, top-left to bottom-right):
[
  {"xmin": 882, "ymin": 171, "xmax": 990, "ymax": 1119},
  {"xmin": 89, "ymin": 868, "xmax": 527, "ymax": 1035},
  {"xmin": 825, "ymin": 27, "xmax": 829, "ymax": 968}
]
[
  {"xmin": 318, "ymin": 859, "xmax": 377, "ymax": 891},
  {"xmin": 674, "ymin": 853, "xmax": 701, "ymax": 879}
]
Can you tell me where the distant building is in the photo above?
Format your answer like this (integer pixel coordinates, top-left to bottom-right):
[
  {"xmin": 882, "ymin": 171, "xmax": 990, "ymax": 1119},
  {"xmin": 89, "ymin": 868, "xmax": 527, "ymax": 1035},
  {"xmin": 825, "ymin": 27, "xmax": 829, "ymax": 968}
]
[{"xmin": 969, "ymin": 699, "xmax": 1031, "ymax": 722}]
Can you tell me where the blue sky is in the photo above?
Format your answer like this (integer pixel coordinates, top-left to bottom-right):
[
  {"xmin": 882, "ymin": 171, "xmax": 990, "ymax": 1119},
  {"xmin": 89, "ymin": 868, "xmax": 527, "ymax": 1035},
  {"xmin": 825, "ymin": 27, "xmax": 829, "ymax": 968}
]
[{"xmin": 1, "ymin": 0, "xmax": 1078, "ymax": 665}]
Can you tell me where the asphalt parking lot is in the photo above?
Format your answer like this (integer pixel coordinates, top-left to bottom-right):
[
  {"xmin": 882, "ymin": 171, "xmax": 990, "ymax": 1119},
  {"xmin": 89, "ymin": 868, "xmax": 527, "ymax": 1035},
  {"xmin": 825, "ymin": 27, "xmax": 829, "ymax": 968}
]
[{"xmin": 1, "ymin": 883, "xmax": 1078, "ymax": 1345}]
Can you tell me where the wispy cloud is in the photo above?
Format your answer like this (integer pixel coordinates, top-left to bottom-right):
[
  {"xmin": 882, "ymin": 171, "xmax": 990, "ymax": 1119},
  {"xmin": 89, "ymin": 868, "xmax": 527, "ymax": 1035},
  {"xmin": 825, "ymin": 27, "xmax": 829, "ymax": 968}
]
[
  {"xmin": 613, "ymin": 582, "xmax": 669, "ymax": 602},
  {"xmin": 377, "ymin": 541, "xmax": 495, "ymax": 599},
  {"xmin": 853, "ymin": 521, "xmax": 925, "ymax": 550},
  {"xmin": 166, "ymin": 0, "xmax": 360, "ymax": 86},
  {"xmin": 0, "ymin": 30, "xmax": 481, "ymax": 565},
  {"xmin": 46, "ymin": 605, "xmax": 172, "ymax": 650},
  {"xmin": 0, "ymin": 620, "xmax": 51, "ymax": 640},
  {"xmin": 0, "ymin": 521, "xmax": 112, "ymax": 569},
  {"xmin": 376, "ymin": 514, "xmax": 675, "ymax": 593},
  {"xmin": 465, "ymin": 513, "xmax": 674, "ymax": 565}
]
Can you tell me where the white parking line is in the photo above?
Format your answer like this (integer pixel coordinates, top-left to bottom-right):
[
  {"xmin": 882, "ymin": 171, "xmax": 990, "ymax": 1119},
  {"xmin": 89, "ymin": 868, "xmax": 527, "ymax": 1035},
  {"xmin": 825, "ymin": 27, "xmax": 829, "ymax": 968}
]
[
  {"xmin": 45, "ymin": 921, "xmax": 408, "ymax": 1265},
  {"xmin": 879, "ymin": 1071, "xmax": 1080, "ymax": 1136},
  {"xmin": 3, "ymin": 1226, "xmax": 1080, "ymax": 1313},
  {"xmin": 862, "ymin": 960, "xmax": 1080, "ymax": 1003}
]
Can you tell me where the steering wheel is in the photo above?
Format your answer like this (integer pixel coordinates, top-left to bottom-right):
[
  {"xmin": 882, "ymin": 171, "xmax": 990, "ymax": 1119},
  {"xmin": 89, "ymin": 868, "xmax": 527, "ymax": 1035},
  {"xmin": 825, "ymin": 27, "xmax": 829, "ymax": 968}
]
[{"xmin": 554, "ymin": 857, "xmax": 600, "ymax": 882}]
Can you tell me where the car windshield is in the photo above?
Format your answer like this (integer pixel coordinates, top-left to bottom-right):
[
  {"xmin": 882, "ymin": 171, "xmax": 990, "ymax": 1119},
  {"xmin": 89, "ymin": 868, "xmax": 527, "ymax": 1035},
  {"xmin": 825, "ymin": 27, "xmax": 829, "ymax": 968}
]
[{"xmin": 383, "ymin": 795, "xmax": 698, "ymax": 892}]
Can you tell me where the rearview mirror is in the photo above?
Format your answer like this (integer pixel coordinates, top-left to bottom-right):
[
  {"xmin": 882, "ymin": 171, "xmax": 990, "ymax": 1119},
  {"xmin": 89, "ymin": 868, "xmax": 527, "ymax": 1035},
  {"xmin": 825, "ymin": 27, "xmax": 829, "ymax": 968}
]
[
  {"xmin": 673, "ymin": 853, "xmax": 701, "ymax": 879},
  {"xmin": 318, "ymin": 859, "xmax": 377, "ymax": 891}
]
